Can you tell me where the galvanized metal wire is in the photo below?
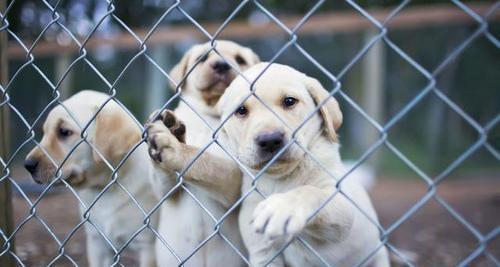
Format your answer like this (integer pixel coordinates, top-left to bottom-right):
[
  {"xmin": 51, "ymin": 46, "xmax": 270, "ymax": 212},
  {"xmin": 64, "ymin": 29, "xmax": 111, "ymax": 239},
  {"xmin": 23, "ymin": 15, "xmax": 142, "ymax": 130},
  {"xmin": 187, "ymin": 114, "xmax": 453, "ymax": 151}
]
[{"xmin": 1, "ymin": 0, "xmax": 499, "ymax": 266}]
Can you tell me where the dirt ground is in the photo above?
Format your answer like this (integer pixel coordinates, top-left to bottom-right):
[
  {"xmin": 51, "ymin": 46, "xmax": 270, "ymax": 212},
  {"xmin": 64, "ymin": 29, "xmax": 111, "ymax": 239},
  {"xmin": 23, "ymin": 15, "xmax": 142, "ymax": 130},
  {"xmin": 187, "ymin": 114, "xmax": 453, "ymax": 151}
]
[{"xmin": 6, "ymin": 176, "xmax": 500, "ymax": 267}]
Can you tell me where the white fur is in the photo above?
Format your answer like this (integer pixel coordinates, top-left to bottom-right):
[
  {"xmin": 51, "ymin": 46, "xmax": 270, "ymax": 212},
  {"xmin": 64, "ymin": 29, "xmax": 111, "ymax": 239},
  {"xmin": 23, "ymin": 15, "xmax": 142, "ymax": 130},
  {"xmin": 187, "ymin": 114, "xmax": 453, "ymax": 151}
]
[
  {"xmin": 151, "ymin": 101, "xmax": 245, "ymax": 267},
  {"xmin": 25, "ymin": 91, "xmax": 158, "ymax": 267},
  {"xmin": 218, "ymin": 63, "xmax": 391, "ymax": 267},
  {"xmin": 343, "ymin": 160, "xmax": 376, "ymax": 191},
  {"xmin": 146, "ymin": 41, "xmax": 260, "ymax": 267}
]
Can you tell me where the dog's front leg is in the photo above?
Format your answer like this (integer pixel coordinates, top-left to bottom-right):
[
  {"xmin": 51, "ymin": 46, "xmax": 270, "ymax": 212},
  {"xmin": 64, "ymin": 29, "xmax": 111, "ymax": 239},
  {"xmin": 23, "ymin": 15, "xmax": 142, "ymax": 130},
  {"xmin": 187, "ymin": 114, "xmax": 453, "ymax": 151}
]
[
  {"xmin": 145, "ymin": 110, "xmax": 242, "ymax": 207},
  {"xmin": 245, "ymin": 233, "xmax": 286, "ymax": 267},
  {"xmin": 86, "ymin": 233, "xmax": 114, "ymax": 267},
  {"xmin": 138, "ymin": 244, "xmax": 156, "ymax": 267},
  {"xmin": 251, "ymin": 185, "xmax": 354, "ymax": 243},
  {"xmin": 250, "ymin": 251, "xmax": 286, "ymax": 267},
  {"xmin": 149, "ymin": 163, "xmax": 179, "ymax": 199}
]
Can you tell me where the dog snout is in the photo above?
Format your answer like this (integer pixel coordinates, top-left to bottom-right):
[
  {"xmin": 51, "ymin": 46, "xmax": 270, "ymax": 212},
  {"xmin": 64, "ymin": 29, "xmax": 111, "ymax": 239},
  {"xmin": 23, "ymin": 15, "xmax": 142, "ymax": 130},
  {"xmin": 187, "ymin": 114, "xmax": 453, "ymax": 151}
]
[
  {"xmin": 212, "ymin": 61, "xmax": 231, "ymax": 74},
  {"xmin": 255, "ymin": 131, "xmax": 285, "ymax": 154},
  {"xmin": 24, "ymin": 158, "xmax": 39, "ymax": 175},
  {"xmin": 24, "ymin": 158, "xmax": 44, "ymax": 184}
]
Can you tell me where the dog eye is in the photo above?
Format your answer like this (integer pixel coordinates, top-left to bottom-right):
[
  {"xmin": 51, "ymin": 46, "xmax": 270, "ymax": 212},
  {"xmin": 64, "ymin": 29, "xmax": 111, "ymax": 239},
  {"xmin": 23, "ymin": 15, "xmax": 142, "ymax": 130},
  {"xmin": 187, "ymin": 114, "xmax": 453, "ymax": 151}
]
[
  {"xmin": 283, "ymin": 97, "xmax": 298, "ymax": 108},
  {"xmin": 234, "ymin": 105, "xmax": 248, "ymax": 118},
  {"xmin": 58, "ymin": 127, "xmax": 73, "ymax": 138},
  {"xmin": 235, "ymin": 55, "xmax": 246, "ymax": 65},
  {"xmin": 199, "ymin": 53, "xmax": 209, "ymax": 62}
]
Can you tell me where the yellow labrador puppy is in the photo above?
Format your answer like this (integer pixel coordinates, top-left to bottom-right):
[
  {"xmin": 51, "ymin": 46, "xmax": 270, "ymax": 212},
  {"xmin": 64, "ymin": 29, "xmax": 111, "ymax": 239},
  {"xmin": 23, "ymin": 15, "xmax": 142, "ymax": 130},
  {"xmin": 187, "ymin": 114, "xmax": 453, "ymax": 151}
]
[
  {"xmin": 217, "ymin": 63, "xmax": 390, "ymax": 267},
  {"xmin": 24, "ymin": 90, "xmax": 158, "ymax": 267},
  {"xmin": 145, "ymin": 40, "xmax": 259, "ymax": 266}
]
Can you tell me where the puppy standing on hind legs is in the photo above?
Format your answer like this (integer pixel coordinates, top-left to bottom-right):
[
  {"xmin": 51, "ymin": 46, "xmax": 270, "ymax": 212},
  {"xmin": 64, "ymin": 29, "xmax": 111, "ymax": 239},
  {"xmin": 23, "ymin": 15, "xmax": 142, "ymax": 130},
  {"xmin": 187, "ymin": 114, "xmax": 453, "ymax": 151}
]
[
  {"xmin": 215, "ymin": 63, "xmax": 391, "ymax": 267},
  {"xmin": 144, "ymin": 40, "xmax": 260, "ymax": 266}
]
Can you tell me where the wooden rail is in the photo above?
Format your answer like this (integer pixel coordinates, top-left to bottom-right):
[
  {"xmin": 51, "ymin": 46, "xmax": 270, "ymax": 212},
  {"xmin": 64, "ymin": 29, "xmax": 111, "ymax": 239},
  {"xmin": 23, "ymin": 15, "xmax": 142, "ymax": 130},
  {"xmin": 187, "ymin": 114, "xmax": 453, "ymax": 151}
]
[{"xmin": 7, "ymin": 2, "xmax": 499, "ymax": 59}]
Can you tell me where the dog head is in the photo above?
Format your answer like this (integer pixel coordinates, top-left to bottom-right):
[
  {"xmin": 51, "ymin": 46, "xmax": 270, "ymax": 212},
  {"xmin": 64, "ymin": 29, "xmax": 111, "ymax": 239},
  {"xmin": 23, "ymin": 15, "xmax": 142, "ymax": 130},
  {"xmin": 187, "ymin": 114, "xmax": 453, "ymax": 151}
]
[
  {"xmin": 218, "ymin": 63, "xmax": 342, "ymax": 175},
  {"xmin": 24, "ymin": 90, "xmax": 141, "ymax": 187},
  {"xmin": 170, "ymin": 40, "xmax": 260, "ymax": 111}
]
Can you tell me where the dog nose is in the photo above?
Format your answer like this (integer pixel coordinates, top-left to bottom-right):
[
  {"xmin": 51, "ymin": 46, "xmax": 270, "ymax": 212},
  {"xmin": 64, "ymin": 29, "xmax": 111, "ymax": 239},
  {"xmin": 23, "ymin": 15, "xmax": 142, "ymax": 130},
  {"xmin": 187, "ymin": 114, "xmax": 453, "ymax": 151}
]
[
  {"xmin": 24, "ymin": 158, "xmax": 39, "ymax": 175},
  {"xmin": 255, "ymin": 131, "xmax": 285, "ymax": 154},
  {"xmin": 212, "ymin": 61, "xmax": 231, "ymax": 74}
]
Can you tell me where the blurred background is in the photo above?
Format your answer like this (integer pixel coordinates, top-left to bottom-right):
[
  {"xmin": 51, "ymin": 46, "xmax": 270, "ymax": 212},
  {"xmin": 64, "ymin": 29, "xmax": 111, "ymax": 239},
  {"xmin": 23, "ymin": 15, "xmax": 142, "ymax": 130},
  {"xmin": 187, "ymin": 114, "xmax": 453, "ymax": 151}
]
[{"xmin": 1, "ymin": 0, "xmax": 499, "ymax": 266}]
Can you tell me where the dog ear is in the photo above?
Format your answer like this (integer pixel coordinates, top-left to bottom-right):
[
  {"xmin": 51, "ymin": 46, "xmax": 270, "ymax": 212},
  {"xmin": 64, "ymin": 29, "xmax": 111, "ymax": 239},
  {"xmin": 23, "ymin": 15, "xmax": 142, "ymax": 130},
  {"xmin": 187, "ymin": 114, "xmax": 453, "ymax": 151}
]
[
  {"xmin": 90, "ymin": 103, "xmax": 141, "ymax": 164},
  {"xmin": 169, "ymin": 48, "xmax": 194, "ymax": 91},
  {"xmin": 303, "ymin": 76, "xmax": 343, "ymax": 143}
]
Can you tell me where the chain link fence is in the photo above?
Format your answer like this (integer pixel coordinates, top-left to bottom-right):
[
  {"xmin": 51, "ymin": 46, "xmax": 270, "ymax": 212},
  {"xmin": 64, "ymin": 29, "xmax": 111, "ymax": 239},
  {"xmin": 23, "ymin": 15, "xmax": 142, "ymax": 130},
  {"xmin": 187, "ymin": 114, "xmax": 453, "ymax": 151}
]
[{"xmin": 1, "ymin": 0, "xmax": 499, "ymax": 266}]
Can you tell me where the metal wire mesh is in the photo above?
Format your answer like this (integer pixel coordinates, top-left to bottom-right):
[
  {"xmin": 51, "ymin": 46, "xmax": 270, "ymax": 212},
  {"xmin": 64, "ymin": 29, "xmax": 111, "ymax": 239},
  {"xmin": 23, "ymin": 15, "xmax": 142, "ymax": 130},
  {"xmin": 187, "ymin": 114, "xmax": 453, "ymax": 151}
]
[{"xmin": 1, "ymin": 0, "xmax": 499, "ymax": 266}]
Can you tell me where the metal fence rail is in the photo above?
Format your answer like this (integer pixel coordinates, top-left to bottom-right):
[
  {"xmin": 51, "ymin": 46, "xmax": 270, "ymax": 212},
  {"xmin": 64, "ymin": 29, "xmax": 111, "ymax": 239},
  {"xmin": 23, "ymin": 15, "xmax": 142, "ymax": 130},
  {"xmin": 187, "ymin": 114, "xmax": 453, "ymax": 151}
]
[{"xmin": 1, "ymin": 0, "xmax": 499, "ymax": 266}]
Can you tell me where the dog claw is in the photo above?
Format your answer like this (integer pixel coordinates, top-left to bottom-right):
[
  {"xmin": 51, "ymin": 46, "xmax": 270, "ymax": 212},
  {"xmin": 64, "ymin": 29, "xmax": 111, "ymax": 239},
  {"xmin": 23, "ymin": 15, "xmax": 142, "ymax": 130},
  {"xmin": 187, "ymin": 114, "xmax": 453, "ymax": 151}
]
[
  {"xmin": 155, "ymin": 109, "xmax": 186, "ymax": 143},
  {"xmin": 162, "ymin": 110, "xmax": 177, "ymax": 128},
  {"xmin": 148, "ymin": 147, "xmax": 162, "ymax": 163},
  {"xmin": 149, "ymin": 135, "xmax": 158, "ymax": 150},
  {"xmin": 172, "ymin": 124, "xmax": 186, "ymax": 143}
]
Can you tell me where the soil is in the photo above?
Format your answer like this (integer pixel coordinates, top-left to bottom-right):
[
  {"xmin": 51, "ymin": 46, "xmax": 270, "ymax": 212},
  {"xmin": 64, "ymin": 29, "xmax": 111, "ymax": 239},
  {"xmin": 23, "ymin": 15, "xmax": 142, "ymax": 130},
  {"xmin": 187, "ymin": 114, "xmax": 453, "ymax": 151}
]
[{"xmin": 5, "ymin": 176, "xmax": 500, "ymax": 267}]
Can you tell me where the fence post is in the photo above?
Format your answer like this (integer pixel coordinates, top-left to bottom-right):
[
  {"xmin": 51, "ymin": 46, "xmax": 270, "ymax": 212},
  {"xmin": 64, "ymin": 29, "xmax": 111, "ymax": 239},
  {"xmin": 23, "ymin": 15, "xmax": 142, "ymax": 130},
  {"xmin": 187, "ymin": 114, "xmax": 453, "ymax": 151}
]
[
  {"xmin": 145, "ymin": 45, "xmax": 171, "ymax": 118},
  {"xmin": 55, "ymin": 53, "xmax": 72, "ymax": 99},
  {"xmin": 361, "ymin": 29, "xmax": 385, "ymax": 169},
  {"xmin": 0, "ymin": 0, "xmax": 14, "ymax": 265}
]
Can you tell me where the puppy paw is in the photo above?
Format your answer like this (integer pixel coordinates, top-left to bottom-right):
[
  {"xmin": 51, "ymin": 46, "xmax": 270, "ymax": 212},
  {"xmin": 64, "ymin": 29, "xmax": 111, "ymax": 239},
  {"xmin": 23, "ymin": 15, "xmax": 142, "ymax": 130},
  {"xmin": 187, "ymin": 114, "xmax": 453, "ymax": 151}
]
[
  {"xmin": 251, "ymin": 193, "xmax": 309, "ymax": 240},
  {"xmin": 148, "ymin": 109, "xmax": 186, "ymax": 143},
  {"xmin": 145, "ymin": 110, "xmax": 185, "ymax": 168}
]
